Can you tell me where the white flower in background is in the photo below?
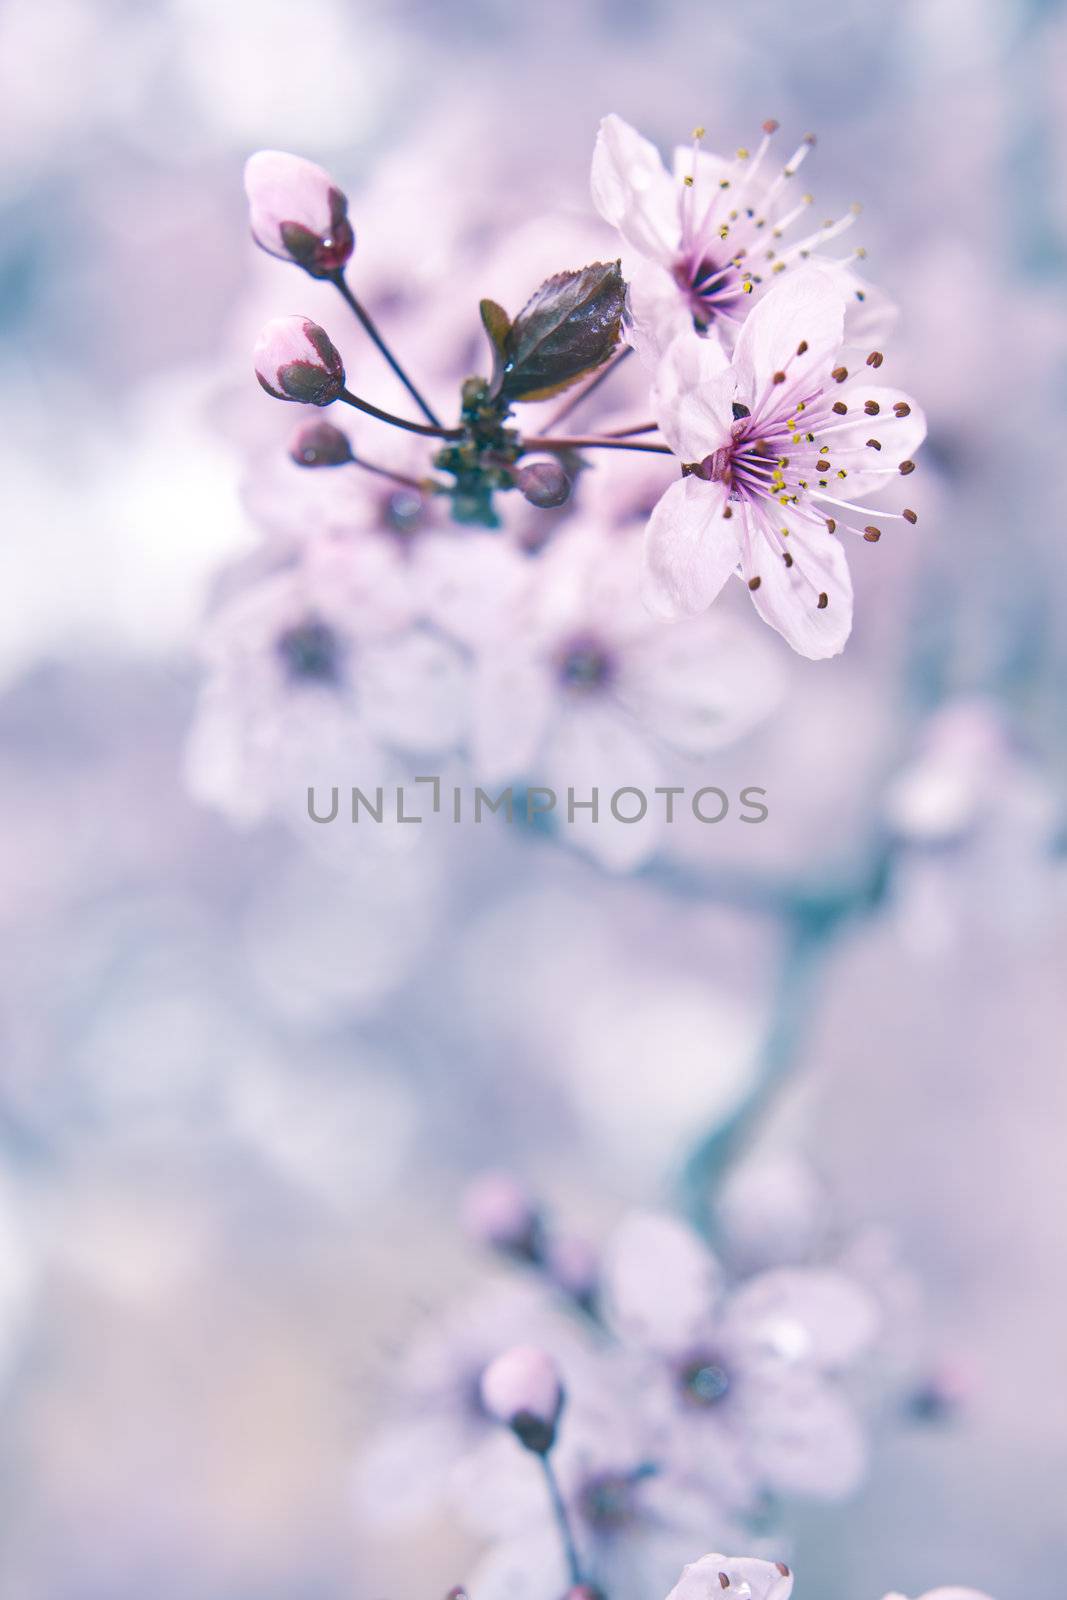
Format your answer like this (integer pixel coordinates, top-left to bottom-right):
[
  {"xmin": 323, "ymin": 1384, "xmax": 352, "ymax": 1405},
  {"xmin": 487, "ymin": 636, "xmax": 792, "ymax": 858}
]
[
  {"xmin": 661, "ymin": 1558, "xmax": 994, "ymax": 1600},
  {"xmin": 353, "ymin": 1279, "xmax": 602, "ymax": 1532},
  {"xmin": 592, "ymin": 114, "xmax": 892, "ymax": 364},
  {"xmin": 469, "ymin": 520, "xmax": 783, "ymax": 870},
  {"xmin": 468, "ymin": 1398, "xmax": 745, "ymax": 1600},
  {"xmin": 601, "ymin": 1211, "xmax": 879, "ymax": 1507},
  {"xmin": 184, "ymin": 541, "xmax": 466, "ymax": 826},
  {"xmin": 644, "ymin": 267, "xmax": 925, "ymax": 657},
  {"xmin": 666, "ymin": 1553, "xmax": 793, "ymax": 1600}
]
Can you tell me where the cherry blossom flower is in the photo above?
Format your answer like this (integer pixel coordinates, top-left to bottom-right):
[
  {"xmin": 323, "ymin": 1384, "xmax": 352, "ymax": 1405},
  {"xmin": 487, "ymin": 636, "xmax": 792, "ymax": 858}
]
[
  {"xmin": 244, "ymin": 149, "xmax": 354, "ymax": 276},
  {"xmin": 253, "ymin": 315, "xmax": 346, "ymax": 405},
  {"xmin": 665, "ymin": 1553, "xmax": 793, "ymax": 1600},
  {"xmin": 644, "ymin": 267, "xmax": 925, "ymax": 657},
  {"xmin": 469, "ymin": 520, "xmax": 784, "ymax": 870},
  {"xmin": 467, "ymin": 1397, "xmax": 745, "ymax": 1600},
  {"xmin": 591, "ymin": 114, "xmax": 891, "ymax": 364},
  {"xmin": 601, "ymin": 1211, "xmax": 879, "ymax": 1507},
  {"xmin": 353, "ymin": 1279, "xmax": 602, "ymax": 1533},
  {"xmin": 184, "ymin": 542, "xmax": 466, "ymax": 827}
]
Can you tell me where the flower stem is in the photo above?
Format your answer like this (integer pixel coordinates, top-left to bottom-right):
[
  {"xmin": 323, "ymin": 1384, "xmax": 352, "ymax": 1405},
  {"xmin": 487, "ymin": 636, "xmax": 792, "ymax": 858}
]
[
  {"xmin": 539, "ymin": 1453, "xmax": 583, "ymax": 1588},
  {"xmin": 543, "ymin": 345, "xmax": 633, "ymax": 429},
  {"xmin": 523, "ymin": 434, "xmax": 673, "ymax": 455},
  {"xmin": 330, "ymin": 271, "xmax": 443, "ymax": 427},
  {"xmin": 603, "ymin": 422, "xmax": 660, "ymax": 438},
  {"xmin": 349, "ymin": 457, "xmax": 438, "ymax": 492},
  {"xmin": 338, "ymin": 388, "xmax": 462, "ymax": 439}
]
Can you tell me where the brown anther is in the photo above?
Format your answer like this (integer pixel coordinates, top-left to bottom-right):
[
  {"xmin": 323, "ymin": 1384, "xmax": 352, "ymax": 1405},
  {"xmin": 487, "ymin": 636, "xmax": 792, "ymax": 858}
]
[
  {"xmin": 893, "ymin": 401, "xmax": 911, "ymax": 418},
  {"xmin": 718, "ymin": 1576, "xmax": 731, "ymax": 1591},
  {"xmin": 863, "ymin": 525, "xmax": 881, "ymax": 542},
  {"xmin": 748, "ymin": 576, "xmax": 762, "ymax": 591},
  {"xmin": 866, "ymin": 438, "xmax": 882, "ymax": 450},
  {"xmin": 772, "ymin": 370, "xmax": 787, "ymax": 384},
  {"xmin": 903, "ymin": 508, "xmax": 918, "ymax": 524},
  {"xmin": 775, "ymin": 1566, "xmax": 791, "ymax": 1579},
  {"xmin": 825, "ymin": 517, "xmax": 837, "ymax": 533},
  {"xmin": 866, "ymin": 351, "xmax": 884, "ymax": 368},
  {"xmin": 817, "ymin": 591, "xmax": 829, "ymax": 608},
  {"xmin": 864, "ymin": 399, "xmax": 881, "ymax": 416},
  {"xmin": 804, "ymin": 132, "xmax": 817, "ymax": 145},
  {"xmin": 796, "ymin": 340, "xmax": 809, "ymax": 355},
  {"xmin": 832, "ymin": 366, "xmax": 848, "ymax": 383},
  {"xmin": 783, "ymin": 551, "xmax": 794, "ymax": 567},
  {"xmin": 762, "ymin": 119, "xmax": 779, "ymax": 134},
  {"xmin": 722, "ymin": 506, "xmax": 733, "ymax": 519},
  {"xmin": 899, "ymin": 459, "xmax": 916, "ymax": 475},
  {"xmin": 816, "ymin": 459, "xmax": 830, "ymax": 472},
  {"xmin": 831, "ymin": 400, "xmax": 848, "ymax": 415}
]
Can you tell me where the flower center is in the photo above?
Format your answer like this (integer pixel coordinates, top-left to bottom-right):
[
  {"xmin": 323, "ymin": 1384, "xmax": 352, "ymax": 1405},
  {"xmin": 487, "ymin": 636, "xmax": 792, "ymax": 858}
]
[
  {"xmin": 673, "ymin": 252, "xmax": 741, "ymax": 330},
  {"xmin": 577, "ymin": 1464, "xmax": 655, "ymax": 1532},
  {"xmin": 556, "ymin": 635, "xmax": 615, "ymax": 693},
  {"xmin": 276, "ymin": 617, "xmax": 342, "ymax": 684},
  {"xmin": 677, "ymin": 1351, "xmax": 732, "ymax": 1407}
]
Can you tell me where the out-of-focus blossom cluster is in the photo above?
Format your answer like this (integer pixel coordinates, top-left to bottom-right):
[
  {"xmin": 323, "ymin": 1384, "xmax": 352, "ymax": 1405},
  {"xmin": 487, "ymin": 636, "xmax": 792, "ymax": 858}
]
[
  {"xmin": 352, "ymin": 1170, "xmax": 947, "ymax": 1600},
  {"xmin": 186, "ymin": 113, "xmax": 931, "ymax": 869}
]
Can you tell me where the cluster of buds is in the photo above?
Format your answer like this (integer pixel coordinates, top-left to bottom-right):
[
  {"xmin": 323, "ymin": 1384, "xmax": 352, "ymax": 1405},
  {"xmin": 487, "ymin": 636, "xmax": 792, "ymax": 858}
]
[
  {"xmin": 461, "ymin": 1170, "xmax": 599, "ymax": 1310},
  {"xmin": 242, "ymin": 118, "xmax": 925, "ymax": 660}
]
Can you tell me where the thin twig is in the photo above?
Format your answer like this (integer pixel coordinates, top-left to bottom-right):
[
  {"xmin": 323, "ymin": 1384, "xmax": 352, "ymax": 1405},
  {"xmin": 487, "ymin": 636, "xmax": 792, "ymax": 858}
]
[
  {"xmin": 338, "ymin": 388, "xmax": 462, "ymax": 439},
  {"xmin": 540, "ymin": 1454, "xmax": 583, "ymax": 1587},
  {"xmin": 523, "ymin": 434, "xmax": 674, "ymax": 456},
  {"xmin": 331, "ymin": 271, "xmax": 442, "ymax": 427}
]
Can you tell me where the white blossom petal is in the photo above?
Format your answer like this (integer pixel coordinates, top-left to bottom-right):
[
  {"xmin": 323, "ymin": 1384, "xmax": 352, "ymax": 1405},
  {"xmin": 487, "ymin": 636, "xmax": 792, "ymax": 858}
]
[
  {"xmin": 723, "ymin": 1268, "xmax": 879, "ymax": 1368},
  {"xmin": 642, "ymin": 476, "xmax": 740, "ymax": 620},
  {"xmin": 591, "ymin": 114, "xmax": 680, "ymax": 263},
  {"xmin": 732, "ymin": 266, "xmax": 847, "ymax": 404},
  {"xmin": 601, "ymin": 1211, "xmax": 723, "ymax": 1354},
  {"xmin": 666, "ymin": 1553, "xmax": 794, "ymax": 1600},
  {"xmin": 737, "ymin": 503, "xmax": 853, "ymax": 659}
]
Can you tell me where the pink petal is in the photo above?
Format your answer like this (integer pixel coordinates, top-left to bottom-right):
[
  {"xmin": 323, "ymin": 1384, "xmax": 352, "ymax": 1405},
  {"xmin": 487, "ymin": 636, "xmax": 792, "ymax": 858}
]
[
  {"xmin": 601, "ymin": 1211, "xmax": 723, "ymax": 1354},
  {"xmin": 724, "ymin": 1268, "xmax": 879, "ymax": 1367},
  {"xmin": 591, "ymin": 114, "xmax": 680, "ymax": 262},
  {"xmin": 732, "ymin": 265, "xmax": 847, "ymax": 404},
  {"xmin": 652, "ymin": 331, "xmax": 734, "ymax": 460},
  {"xmin": 642, "ymin": 476, "xmax": 741, "ymax": 620},
  {"xmin": 738, "ymin": 503, "xmax": 853, "ymax": 659}
]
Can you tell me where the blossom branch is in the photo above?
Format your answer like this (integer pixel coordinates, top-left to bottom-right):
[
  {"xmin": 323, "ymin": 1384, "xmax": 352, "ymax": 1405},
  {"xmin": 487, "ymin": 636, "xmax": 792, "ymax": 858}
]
[{"xmin": 523, "ymin": 434, "xmax": 674, "ymax": 455}]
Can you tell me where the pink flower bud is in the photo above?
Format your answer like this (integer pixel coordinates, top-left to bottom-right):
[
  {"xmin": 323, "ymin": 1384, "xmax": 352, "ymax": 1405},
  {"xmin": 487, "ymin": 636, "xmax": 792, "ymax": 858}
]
[
  {"xmin": 244, "ymin": 150, "xmax": 354, "ymax": 276},
  {"xmin": 480, "ymin": 1345, "xmax": 564, "ymax": 1453},
  {"xmin": 289, "ymin": 419, "xmax": 353, "ymax": 468},
  {"xmin": 516, "ymin": 458, "xmax": 572, "ymax": 509},
  {"xmin": 254, "ymin": 317, "xmax": 345, "ymax": 406},
  {"xmin": 460, "ymin": 1170, "xmax": 539, "ymax": 1255}
]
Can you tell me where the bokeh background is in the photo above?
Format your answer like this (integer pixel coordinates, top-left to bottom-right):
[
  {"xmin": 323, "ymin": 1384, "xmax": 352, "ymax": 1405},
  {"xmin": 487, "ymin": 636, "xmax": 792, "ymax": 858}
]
[{"xmin": 2, "ymin": 1, "xmax": 1066, "ymax": 1596}]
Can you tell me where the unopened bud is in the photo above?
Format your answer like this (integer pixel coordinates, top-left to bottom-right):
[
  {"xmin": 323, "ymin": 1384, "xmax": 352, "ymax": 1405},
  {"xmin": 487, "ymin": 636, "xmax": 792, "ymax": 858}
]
[
  {"xmin": 254, "ymin": 317, "xmax": 345, "ymax": 406},
  {"xmin": 460, "ymin": 1170, "xmax": 540, "ymax": 1257},
  {"xmin": 244, "ymin": 150, "xmax": 354, "ymax": 276},
  {"xmin": 516, "ymin": 458, "xmax": 572, "ymax": 509},
  {"xmin": 480, "ymin": 1345, "xmax": 563, "ymax": 1453},
  {"xmin": 289, "ymin": 420, "xmax": 353, "ymax": 467}
]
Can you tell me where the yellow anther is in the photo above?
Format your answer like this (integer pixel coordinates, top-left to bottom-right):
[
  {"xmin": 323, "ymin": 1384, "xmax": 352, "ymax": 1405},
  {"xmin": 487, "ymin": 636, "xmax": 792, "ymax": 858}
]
[
  {"xmin": 736, "ymin": 147, "xmax": 749, "ymax": 159},
  {"xmin": 772, "ymin": 261, "xmax": 786, "ymax": 273},
  {"xmin": 693, "ymin": 125, "xmax": 706, "ymax": 140},
  {"xmin": 683, "ymin": 174, "xmax": 694, "ymax": 187}
]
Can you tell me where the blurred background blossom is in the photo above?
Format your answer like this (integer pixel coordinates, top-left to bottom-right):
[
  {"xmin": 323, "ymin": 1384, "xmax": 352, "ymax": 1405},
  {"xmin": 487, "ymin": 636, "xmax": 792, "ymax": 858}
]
[{"xmin": 1, "ymin": 1, "xmax": 1066, "ymax": 1597}]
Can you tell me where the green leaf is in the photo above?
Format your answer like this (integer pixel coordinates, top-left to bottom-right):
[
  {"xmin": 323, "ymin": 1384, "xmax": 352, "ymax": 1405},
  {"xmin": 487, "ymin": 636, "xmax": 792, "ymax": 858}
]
[
  {"xmin": 500, "ymin": 261, "xmax": 624, "ymax": 403},
  {"xmin": 479, "ymin": 299, "xmax": 512, "ymax": 395}
]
